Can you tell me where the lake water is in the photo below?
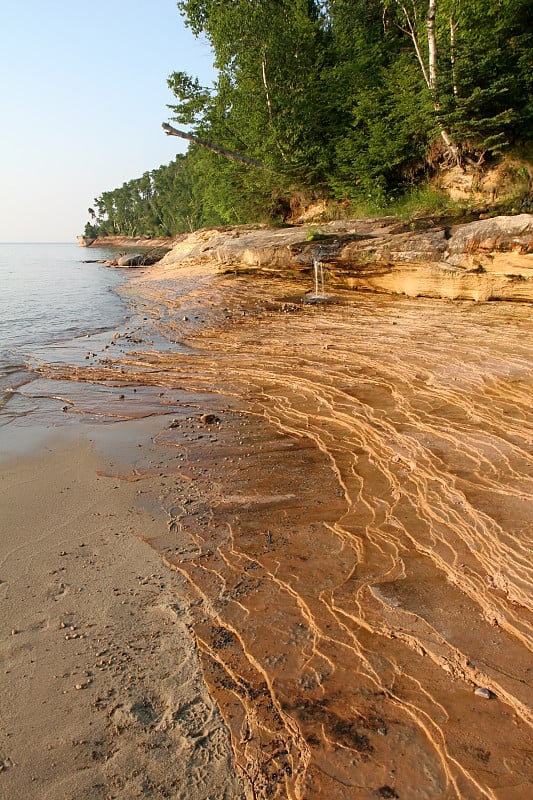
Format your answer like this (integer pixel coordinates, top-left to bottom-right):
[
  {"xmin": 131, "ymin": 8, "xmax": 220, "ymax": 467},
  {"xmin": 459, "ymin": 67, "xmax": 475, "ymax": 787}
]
[
  {"xmin": 0, "ymin": 243, "xmax": 126, "ymax": 364},
  {"xmin": 0, "ymin": 243, "xmax": 128, "ymax": 426}
]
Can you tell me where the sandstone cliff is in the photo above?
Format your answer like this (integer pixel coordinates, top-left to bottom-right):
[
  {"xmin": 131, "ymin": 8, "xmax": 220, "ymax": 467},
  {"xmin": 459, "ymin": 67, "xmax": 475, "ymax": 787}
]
[{"xmin": 155, "ymin": 214, "xmax": 533, "ymax": 302}]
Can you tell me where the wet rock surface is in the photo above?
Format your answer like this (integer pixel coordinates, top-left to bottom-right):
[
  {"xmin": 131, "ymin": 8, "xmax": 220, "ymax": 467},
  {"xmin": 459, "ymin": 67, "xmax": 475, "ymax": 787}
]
[
  {"xmin": 13, "ymin": 223, "xmax": 533, "ymax": 798},
  {"xmin": 141, "ymin": 288, "xmax": 533, "ymax": 799}
]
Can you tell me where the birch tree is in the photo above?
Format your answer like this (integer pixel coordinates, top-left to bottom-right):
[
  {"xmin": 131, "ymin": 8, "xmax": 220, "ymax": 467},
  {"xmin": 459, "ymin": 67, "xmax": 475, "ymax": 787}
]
[{"xmin": 385, "ymin": 0, "xmax": 460, "ymax": 161}]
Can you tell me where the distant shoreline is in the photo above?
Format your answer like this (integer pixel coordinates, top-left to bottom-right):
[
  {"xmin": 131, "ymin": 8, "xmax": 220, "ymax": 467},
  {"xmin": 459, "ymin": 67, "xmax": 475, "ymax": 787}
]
[{"xmin": 79, "ymin": 234, "xmax": 178, "ymax": 249}]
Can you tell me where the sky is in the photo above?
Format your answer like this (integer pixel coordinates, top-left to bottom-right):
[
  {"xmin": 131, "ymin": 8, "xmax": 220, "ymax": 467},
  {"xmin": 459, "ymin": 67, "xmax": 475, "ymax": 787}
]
[{"xmin": 0, "ymin": 0, "xmax": 216, "ymax": 242}]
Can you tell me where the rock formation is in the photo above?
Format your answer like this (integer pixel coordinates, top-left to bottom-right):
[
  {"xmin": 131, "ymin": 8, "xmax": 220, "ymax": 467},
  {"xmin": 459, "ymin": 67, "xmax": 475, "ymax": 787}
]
[{"xmin": 156, "ymin": 214, "xmax": 533, "ymax": 302}]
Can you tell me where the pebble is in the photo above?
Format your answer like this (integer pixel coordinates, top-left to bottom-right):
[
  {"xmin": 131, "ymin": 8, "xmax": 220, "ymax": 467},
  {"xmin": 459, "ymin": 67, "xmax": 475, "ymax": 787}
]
[
  {"xmin": 474, "ymin": 687, "xmax": 492, "ymax": 699},
  {"xmin": 200, "ymin": 413, "xmax": 220, "ymax": 425}
]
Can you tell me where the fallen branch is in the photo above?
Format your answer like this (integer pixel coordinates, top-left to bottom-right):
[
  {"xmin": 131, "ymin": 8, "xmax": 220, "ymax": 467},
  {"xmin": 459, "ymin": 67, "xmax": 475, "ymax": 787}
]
[{"xmin": 162, "ymin": 123, "xmax": 268, "ymax": 170}]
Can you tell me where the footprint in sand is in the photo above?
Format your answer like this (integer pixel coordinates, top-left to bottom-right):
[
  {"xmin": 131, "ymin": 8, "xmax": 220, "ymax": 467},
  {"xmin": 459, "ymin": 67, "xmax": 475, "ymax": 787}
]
[{"xmin": 46, "ymin": 581, "xmax": 70, "ymax": 600}]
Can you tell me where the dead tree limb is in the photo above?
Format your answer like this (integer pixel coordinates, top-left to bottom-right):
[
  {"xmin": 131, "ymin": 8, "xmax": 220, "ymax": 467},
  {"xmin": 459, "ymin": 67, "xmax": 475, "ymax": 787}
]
[{"xmin": 162, "ymin": 123, "xmax": 268, "ymax": 170}]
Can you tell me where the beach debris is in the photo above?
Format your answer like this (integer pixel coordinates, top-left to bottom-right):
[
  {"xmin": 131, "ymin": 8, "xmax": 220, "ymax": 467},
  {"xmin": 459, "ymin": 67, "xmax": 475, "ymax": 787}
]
[
  {"xmin": 378, "ymin": 787, "xmax": 399, "ymax": 799},
  {"xmin": 200, "ymin": 413, "xmax": 220, "ymax": 425},
  {"xmin": 474, "ymin": 687, "xmax": 493, "ymax": 699}
]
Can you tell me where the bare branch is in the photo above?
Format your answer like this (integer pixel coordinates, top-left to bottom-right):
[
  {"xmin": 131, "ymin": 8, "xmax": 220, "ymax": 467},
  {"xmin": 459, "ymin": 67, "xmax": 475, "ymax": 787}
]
[
  {"xmin": 162, "ymin": 123, "xmax": 268, "ymax": 170},
  {"xmin": 397, "ymin": 2, "xmax": 431, "ymax": 89}
]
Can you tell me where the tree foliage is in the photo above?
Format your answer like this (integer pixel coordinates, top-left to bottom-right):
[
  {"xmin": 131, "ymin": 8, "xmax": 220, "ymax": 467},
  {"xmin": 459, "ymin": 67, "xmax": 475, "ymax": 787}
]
[{"xmin": 86, "ymin": 0, "xmax": 532, "ymax": 236}]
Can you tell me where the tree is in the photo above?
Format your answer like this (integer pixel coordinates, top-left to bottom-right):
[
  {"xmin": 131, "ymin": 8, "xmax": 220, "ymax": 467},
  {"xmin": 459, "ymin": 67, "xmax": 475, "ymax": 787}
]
[
  {"xmin": 170, "ymin": 1, "xmax": 335, "ymax": 180},
  {"xmin": 377, "ymin": 0, "xmax": 459, "ymax": 161},
  {"xmin": 85, "ymin": 0, "xmax": 533, "ymax": 237},
  {"xmin": 438, "ymin": 0, "xmax": 533, "ymax": 160}
]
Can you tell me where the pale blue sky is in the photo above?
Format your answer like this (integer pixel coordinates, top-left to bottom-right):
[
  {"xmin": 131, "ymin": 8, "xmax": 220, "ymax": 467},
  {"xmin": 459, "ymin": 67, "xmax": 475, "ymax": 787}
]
[{"xmin": 0, "ymin": 0, "xmax": 215, "ymax": 241}]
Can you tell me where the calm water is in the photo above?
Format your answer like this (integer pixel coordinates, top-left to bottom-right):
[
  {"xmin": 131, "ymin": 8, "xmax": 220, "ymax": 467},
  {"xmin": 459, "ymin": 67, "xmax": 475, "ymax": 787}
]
[{"xmin": 0, "ymin": 243, "xmax": 126, "ymax": 374}]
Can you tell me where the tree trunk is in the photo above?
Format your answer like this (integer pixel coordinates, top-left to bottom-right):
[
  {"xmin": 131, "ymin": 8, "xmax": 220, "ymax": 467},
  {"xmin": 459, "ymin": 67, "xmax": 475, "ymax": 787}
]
[
  {"xmin": 450, "ymin": 16, "xmax": 459, "ymax": 96},
  {"xmin": 427, "ymin": 0, "xmax": 437, "ymax": 91},
  {"xmin": 395, "ymin": 1, "xmax": 460, "ymax": 163},
  {"xmin": 261, "ymin": 57, "xmax": 273, "ymax": 120},
  {"xmin": 162, "ymin": 123, "xmax": 268, "ymax": 170}
]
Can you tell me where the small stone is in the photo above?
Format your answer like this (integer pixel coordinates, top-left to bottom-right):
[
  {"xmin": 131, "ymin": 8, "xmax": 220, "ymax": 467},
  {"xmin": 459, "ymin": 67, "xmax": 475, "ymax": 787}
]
[
  {"xmin": 11, "ymin": 629, "xmax": 18, "ymax": 636},
  {"xmin": 200, "ymin": 413, "xmax": 220, "ymax": 425},
  {"xmin": 474, "ymin": 687, "xmax": 492, "ymax": 699}
]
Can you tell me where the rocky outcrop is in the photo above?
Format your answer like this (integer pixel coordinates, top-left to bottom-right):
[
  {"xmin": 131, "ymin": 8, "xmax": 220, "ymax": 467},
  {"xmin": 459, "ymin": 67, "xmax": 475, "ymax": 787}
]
[
  {"xmin": 445, "ymin": 214, "xmax": 533, "ymax": 263},
  {"xmin": 104, "ymin": 249, "xmax": 171, "ymax": 268},
  {"xmin": 156, "ymin": 214, "xmax": 533, "ymax": 302},
  {"xmin": 77, "ymin": 235, "xmax": 95, "ymax": 247},
  {"xmin": 116, "ymin": 254, "xmax": 146, "ymax": 267}
]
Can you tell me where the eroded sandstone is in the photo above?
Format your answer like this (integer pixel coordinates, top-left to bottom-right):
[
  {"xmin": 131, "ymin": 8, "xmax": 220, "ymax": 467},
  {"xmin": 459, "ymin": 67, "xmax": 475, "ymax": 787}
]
[
  {"xmin": 152, "ymin": 214, "xmax": 533, "ymax": 302},
  {"xmin": 31, "ymin": 255, "xmax": 533, "ymax": 798}
]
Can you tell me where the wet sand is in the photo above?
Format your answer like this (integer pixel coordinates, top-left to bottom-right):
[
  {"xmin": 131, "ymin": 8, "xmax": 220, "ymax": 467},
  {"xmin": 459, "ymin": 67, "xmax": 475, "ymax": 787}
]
[
  {"xmin": 2, "ymin": 257, "xmax": 533, "ymax": 798},
  {"xmin": 0, "ymin": 424, "xmax": 244, "ymax": 799}
]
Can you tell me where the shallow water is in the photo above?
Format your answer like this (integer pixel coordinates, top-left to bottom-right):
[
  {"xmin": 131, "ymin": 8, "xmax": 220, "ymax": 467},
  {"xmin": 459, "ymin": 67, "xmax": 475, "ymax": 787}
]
[
  {"xmin": 0, "ymin": 243, "xmax": 128, "ymax": 430},
  {"xmin": 0, "ymin": 243, "xmax": 125, "ymax": 353}
]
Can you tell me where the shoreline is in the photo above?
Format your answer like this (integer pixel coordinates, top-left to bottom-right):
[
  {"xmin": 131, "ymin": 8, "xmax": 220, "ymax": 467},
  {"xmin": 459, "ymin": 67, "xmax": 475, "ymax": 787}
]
[
  {"xmin": 2, "ymin": 226, "xmax": 533, "ymax": 797},
  {"xmin": 82, "ymin": 235, "xmax": 179, "ymax": 250},
  {"xmin": 0, "ymin": 260, "xmax": 247, "ymax": 798}
]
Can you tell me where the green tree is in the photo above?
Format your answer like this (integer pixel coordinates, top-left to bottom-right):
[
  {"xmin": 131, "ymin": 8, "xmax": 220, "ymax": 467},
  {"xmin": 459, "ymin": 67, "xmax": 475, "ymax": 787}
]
[{"xmin": 172, "ymin": 1, "xmax": 334, "ymax": 180}]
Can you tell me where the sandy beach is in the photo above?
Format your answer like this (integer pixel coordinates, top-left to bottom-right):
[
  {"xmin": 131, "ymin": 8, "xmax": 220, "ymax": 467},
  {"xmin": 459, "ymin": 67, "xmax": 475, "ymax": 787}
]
[
  {"xmin": 2, "ymin": 228, "xmax": 533, "ymax": 798},
  {"xmin": 0, "ymin": 424, "xmax": 244, "ymax": 799}
]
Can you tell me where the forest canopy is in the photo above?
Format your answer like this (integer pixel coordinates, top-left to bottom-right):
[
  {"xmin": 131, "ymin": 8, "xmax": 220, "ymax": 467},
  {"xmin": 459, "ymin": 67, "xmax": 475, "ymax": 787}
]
[{"xmin": 85, "ymin": 0, "xmax": 533, "ymax": 238}]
